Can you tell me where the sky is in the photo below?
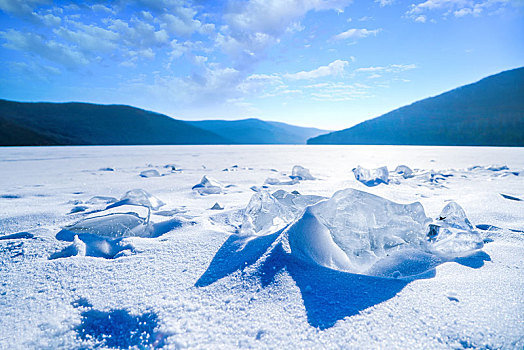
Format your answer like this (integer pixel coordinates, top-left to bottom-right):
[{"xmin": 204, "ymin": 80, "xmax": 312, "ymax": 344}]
[{"xmin": 0, "ymin": 0, "xmax": 523, "ymax": 130}]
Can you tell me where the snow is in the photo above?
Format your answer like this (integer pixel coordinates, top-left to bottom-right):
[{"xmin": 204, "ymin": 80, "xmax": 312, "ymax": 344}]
[{"xmin": 0, "ymin": 145, "xmax": 523, "ymax": 349}]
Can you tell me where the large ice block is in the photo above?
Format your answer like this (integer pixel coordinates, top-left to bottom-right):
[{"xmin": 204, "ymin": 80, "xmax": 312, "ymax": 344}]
[{"xmin": 287, "ymin": 188, "xmax": 431, "ymax": 273}]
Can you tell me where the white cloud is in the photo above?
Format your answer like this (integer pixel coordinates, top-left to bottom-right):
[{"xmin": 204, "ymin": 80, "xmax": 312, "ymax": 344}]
[
  {"xmin": 406, "ymin": 0, "xmax": 514, "ymax": 21},
  {"xmin": 332, "ymin": 28, "xmax": 381, "ymax": 40},
  {"xmin": 355, "ymin": 64, "xmax": 417, "ymax": 73},
  {"xmin": 375, "ymin": 0, "xmax": 395, "ymax": 6},
  {"xmin": 0, "ymin": 29, "xmax": 89, "ymax": 69},
  {"xmin": 285, "ymin": 60, "xmax": 349, "ymax": 80},
  {"xmin": 218, "ymin": 0, "xmax": 353, "ymax": 67}
]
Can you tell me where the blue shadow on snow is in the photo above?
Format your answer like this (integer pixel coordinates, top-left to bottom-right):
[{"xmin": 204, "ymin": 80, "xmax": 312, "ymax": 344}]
[{"xmin": 196, "ymin": 232, "xmax": 491, "ymax": 330}]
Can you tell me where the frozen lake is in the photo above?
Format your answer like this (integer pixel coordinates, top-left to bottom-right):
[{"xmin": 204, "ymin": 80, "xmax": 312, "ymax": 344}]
[{"xmin": 1, "ymin": 145, "xmax": 523, "ymax": 349}]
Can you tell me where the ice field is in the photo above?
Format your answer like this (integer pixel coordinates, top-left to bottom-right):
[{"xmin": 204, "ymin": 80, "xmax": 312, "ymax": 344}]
[{"xmin": 0, "ymin": 145, "xmax": 523, "ymax": 349}]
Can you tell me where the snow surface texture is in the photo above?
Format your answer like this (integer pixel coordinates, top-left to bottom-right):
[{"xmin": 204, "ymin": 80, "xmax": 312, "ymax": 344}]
[{"xmin": 1, "ymin": 145, "xmax": 523, "ymax": 349}]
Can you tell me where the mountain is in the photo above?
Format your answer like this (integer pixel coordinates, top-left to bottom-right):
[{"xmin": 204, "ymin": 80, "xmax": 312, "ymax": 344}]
[
  {"xmin": 0, "ymin": 100, "xmax": 229, "ymax": 146},
  {"xmin": 308, "ymin": 67, "xmax": 524, "ymax": 146},
  {"xmin": 188, "ymin": 118, "xmax": 328, "ymax": 144}
]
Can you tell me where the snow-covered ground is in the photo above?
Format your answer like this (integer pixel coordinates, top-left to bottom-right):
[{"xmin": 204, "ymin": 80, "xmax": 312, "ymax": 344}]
[{"xmin": 0, "ymin": 145, "xmax": 523, "ymax": 349}]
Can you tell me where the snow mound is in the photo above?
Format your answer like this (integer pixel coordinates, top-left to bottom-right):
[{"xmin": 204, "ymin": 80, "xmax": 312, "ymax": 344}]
[
  {"xmin": 192, "ymin": 176, "xmax": 223, "ymax": 195},
  {"xmin": 139, "ymin": 169, "xmax": 161, "ymax": 178},
  {"xmin": 240, "ymin": 190, "xmax": 324, "ymax": 236},
  {"xmin": 286, "ymin": 189, "xmax": 484, "ymax": 276},
  {"xmin": 352, "ymin": 166, "xmax": 389, "ymax": 186},
  {"xmin": 291, "ymin": 165, "xmax": 315, "ymax": 180},
  {"xmin": 107, "ymin": 189, "xmax": 165, "ymax": 211}
]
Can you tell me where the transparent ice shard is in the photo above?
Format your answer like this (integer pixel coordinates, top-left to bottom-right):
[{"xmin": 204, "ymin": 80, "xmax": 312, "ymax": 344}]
[
  {"xmin": 394, "ymin": 165, "xmax": 414, "ymax": 179},
  {"xmin": 352, "ymin": 165, "xmax": 389, "ymax": 186},
  {"xmin": 428, "ymin": 202, "xmax": 484, "ymax": 257},
  {"xmin": 192, "ymin": 175, "xmax": 223, "ymax": 195},
  {"xmin": 291, "ymin": 165, "xmax": 315, "ymax": 180},
  {"xmin": 287, "ymin": 188, "xmax": 431, "ymax": 273},
  {"xmin": 107, "ymin": 189, "xmax": 165, "ymax": 211},
  {"xmin": 240, "ymin": 191, "xmax": 295, "ymax": 236},
  {"xmin": 140, "ymin": 169, "xmax": 161, "ymax": 178},
  {"xmin": 264, "ymin": 177, "xmax": 299, "ymax": 186},
  {"xmin": 63, "ymin": 205, "xmax": 152, "ymax": 239}
]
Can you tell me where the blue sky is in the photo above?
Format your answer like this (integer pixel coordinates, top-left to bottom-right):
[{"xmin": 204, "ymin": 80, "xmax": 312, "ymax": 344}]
[{"xmin": 0, "ymin": 0, "xmax": 523, "ymax": 130}]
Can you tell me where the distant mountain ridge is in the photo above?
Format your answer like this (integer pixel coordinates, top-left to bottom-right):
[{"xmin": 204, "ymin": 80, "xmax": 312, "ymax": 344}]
[
  {"xmin": 308, "ymin": 67, "xmax": 524, "ymax": 146},
  {"xmin": 0, "ymin": 100, "xmax": 325, "ymax": 146},
  {"xmin": 188, "ymin": 118, "xmax": 328, "ymax": 144},
  {"xmin": 0, "ymin": 100, "xmax": 228, "ymax": 146}
]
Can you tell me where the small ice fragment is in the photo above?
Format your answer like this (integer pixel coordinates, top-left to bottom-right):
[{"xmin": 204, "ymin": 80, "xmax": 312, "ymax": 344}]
[
  {"xmin": 394, "ymin": 165, "xmax": 414, "ymax": 179},
  {"xmin": 107, "ymin": 189, "xmax": 165, "ymax": 210},
  {"xmin": 99, "ymin": 167, "xmax": 114, "ymax": 172},
  {"xmin": 223, "ymin": 165, "xmax": 240, "ymax": 172},
  {"xmin": 86, "ymin": 196, "xmax": 117, "ymax": 204},
  {"xmin": 70, "ymin": 205, "xmax": 88, "ymax": 214},
  {"xmin": 291, "ymin": 165, "xmax": 315, "ymax": 180},
  {"xmin": 486, "ymin": 165, "xmax": 508, "ymax": 171},
  {"xmin": 210, "ymin": 202, "xmax": 224, "ymax": 210},
  {"xmin": 63, "ymin": 205, "xmax": 152, "ymax": 239},
  {"xmin": 250, "ymin": 186, "xmax": 261, "ymax": 192},
  {"xmin": 164, "ymin": 164, "xmax": 181, "ymax": 172},
  {"xmin": 140, "ymin": 169, "xmax": 161, "ymax": 178},
  {"xmin": 264, "ymin": 177, "xmax": 299, "ymax": 186},
  {"xmin": 192, "ymin": 175, "xmax": 223, "ymax": 195},
  {"xmin": 352, "ymin": 166, "xmax": 389, "ymax": 186},
  {"xmin": 428, "ymin": 202, "xmax": 484, "ymax": 257}
]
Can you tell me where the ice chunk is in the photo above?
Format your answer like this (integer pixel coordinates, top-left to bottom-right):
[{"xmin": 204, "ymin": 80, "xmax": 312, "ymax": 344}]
[
  {"xmin": 428, "ymin": 202, "xmax": 483, "ymax": 257},
  {"xmin": 240, "ymin": 190, "xmax": 324, "ymax": 236},
  {"xmin": 264, "ymin": 177, "xmax": 299, "ymax": 186},
  {"xmin": 86, "ymin": 196, "xmax": 117, "ymax": 205},
  {"xmin": 271, "ymin": 190, "xmax": 324, "ymax": 216},
  {"xmin": 287, "ymin": 188, "xmax": 431, "ymax": 273},
  {"xmin": 240, "ymin": 191, "xmax": 294, "ymax": 236},
  {"xmin": 287, "ymin": 207, "xmax": 353, "ymax": 271},
  {"xmin": 394, "ymin": 165, "xmax": 414, "ymax": 179},
  {"xmin": 210, "ymin": 202, "xmax": 224, "ymax": 210},
  {"xmin": 352, "ymin": 166, "xmax": 389, "ymax": 186},
  {"xmin": 291, "ymin": 165, "xmax": 315, "ymax": 180},
  {"xmin": 192, "ymin": 176, "xmax": 223, "ymax": 195},
  {"xmin": 107, "ymin": 189, "xmax": 165, "ymax": 211},
  {"xmin": 486, "ymin": 164, "xmax": 508, "ymax": 171},
  {"xmin": 140, "ymin": 169, "xmax": 161, "ymax": 178},
  {"xmin": 62, "ymin": 205, "xmax": 152, "ymax": 239}
]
